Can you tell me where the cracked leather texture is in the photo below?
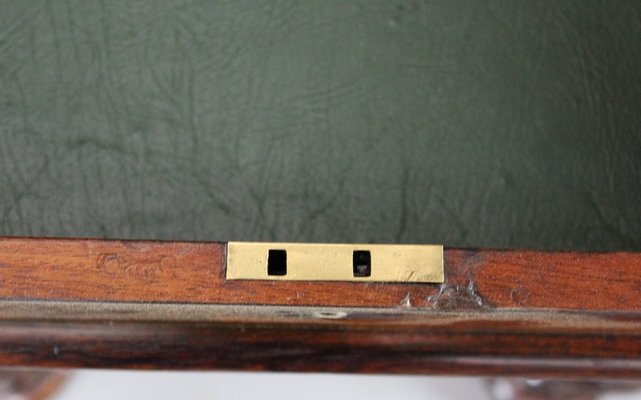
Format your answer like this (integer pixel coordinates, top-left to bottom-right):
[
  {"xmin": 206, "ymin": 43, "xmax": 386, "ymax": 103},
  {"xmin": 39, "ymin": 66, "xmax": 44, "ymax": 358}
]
[{"xmin": 0, "ymin": 1, "xmax": 640, "ymax": 250}]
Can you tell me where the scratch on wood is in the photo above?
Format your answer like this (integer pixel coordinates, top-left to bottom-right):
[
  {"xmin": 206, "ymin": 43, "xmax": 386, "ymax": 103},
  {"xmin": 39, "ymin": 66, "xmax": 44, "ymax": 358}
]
[
  {"xmin": 399, "ymin": 292, "xmax": 412, "ymax": 308},
  {"xmin": 427, "ymin": 281, "xmax": 492, "ymax": 311}
]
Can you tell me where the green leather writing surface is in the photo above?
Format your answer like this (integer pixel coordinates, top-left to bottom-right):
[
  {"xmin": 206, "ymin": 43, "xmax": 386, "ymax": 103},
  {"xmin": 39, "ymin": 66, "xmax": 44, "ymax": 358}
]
[{"xmin": 0, "ymin": 1, "xmax": 640, "ymax": 250}]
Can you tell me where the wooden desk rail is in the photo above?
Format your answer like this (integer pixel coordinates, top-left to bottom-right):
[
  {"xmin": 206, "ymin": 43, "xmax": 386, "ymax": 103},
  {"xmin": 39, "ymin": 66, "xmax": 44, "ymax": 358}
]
[{"xmin": 0, "ymin": 237, "xmax": 640, "ymax": 378}]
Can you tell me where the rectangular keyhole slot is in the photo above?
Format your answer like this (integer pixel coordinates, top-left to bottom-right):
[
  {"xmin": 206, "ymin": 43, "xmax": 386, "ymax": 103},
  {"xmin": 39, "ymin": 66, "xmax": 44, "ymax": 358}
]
[
  {"xmin": 267, "ymin": 249, "xmax": 287, "ymax": 276},
  {"xmin": 353, "ymin": 250, "xmax": 371, "ymax": 277}
]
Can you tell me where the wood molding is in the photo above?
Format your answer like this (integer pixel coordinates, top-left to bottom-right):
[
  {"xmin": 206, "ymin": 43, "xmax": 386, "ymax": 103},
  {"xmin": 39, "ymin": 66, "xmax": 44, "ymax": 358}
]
[{"xmin": 0, "ymin": 237, "xmax": 640, "ymax": 377}]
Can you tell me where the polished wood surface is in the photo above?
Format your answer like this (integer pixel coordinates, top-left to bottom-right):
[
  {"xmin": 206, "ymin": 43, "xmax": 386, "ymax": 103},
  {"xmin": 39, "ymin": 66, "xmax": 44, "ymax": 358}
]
[
  {"xmin": 0, "ymin": 237, "xmax": 640, "ymax": 377},
  {"xmin": 0, "ymin": 237, "xmax": 639, "ymax": 310}
]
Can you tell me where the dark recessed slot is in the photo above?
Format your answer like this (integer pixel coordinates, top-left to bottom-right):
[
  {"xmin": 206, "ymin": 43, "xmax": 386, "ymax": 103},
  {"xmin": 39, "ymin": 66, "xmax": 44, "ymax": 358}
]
[
  {"xmin": 353, "ymin": 250, "xmax": 371, "ymax": 277},
  {"xmin": 267, "ymin": 249, "xmax": 287, "ymax": 276}
]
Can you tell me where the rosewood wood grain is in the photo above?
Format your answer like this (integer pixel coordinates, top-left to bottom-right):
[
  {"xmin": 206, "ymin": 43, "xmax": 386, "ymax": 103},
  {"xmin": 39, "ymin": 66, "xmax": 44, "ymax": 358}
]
[
  {"xmin": 0, "ymin": 237, "xmax": 639, "ymax": 310},
  {"xmin": 0, "ymin": 237, "xmax": 641, "ymax": 377},
  {"xmin": 1, "ymin": 304, "xmax": 641, "ymax": 377}
]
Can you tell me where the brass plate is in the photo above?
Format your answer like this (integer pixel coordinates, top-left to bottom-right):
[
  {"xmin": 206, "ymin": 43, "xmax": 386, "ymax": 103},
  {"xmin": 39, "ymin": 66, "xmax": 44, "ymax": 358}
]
[{"xmin": 226, "ymin": 242, "xmax": 443, "ymax": 283}]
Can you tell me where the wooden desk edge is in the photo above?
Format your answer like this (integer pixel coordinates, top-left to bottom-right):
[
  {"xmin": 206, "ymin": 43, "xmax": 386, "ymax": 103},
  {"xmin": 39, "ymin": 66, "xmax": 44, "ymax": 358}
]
[{"xmin": 0, "ymin": 237, "xmax": 640, "ymax": 377}]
